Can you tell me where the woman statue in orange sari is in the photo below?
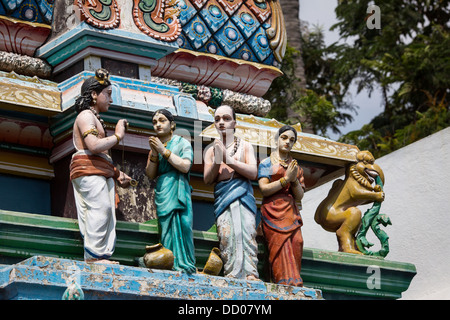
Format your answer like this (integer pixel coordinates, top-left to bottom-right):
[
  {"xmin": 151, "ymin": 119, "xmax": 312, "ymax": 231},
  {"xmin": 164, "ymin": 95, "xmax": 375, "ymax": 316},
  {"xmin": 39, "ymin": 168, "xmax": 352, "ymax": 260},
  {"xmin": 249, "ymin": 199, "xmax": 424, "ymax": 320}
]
[{"xmin": 258, "ymin": 125, "xmax": 305, "ymax": 286}]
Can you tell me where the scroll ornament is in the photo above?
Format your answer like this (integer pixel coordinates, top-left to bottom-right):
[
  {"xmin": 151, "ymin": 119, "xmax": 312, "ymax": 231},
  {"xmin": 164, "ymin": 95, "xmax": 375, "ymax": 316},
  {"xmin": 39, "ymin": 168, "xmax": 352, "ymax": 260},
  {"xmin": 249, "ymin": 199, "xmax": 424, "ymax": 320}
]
[
  {"xmin": 76, "ymin": 0, "xmax": 121, "ymax": 29},
  {"xmin": 266, "ymin": 0, "xmax": 287, "ymax": 63},
  {"xmin": 133, "ymin": 0, "xmax": 181, "ymax": 42}
]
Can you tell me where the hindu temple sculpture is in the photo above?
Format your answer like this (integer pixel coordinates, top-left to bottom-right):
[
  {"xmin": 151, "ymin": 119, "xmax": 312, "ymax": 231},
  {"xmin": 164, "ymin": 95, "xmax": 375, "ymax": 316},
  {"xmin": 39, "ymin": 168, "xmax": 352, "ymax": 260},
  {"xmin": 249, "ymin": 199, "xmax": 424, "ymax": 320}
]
[
  {"xmin": 0, "ymin": 0, "xmax": 419, "ymax": 301},
  {"xmin": 203, "ymin": 105, "xmax": 259, "ymax": 281},
  {"xmin": 314, "ymin": 151, "xmax": 386, "ymax": 254},
  {"xmin": 258, "ymin": 125, "xmax": 306, "ymax": 286},
  {"xmin": 145, "ymin": 109, "xmax": 197, "ymax": 273},
  {"xmin": 70, "ymin": 68, "xmax": 132, "ymax": 264}
]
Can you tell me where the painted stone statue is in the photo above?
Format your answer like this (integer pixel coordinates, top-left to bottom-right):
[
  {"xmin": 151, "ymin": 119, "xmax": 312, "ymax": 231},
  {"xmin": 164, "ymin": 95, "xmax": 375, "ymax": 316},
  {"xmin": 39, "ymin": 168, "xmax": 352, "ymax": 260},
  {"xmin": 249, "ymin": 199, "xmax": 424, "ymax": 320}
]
[
  {"xmin": 145, "ymin": 109, "xmax": 196, "ymax": 274},
  {"xmin": 356, "ymin": 174, "xmax": 391, "ymax": 257},
  {"xmin": 70, "ymin": 68, "xmax": 132, "ymax": 264},
  {"xmin": 203, "ymin": 105, "xmax": 259, "ymax": 281},
  {"xmin": 315, "ymin": 150, "xmax": 385, "ymax": 254},
  {"xmin": 258, "ymin": 125, "xmax": 305, "ymax": 287}
]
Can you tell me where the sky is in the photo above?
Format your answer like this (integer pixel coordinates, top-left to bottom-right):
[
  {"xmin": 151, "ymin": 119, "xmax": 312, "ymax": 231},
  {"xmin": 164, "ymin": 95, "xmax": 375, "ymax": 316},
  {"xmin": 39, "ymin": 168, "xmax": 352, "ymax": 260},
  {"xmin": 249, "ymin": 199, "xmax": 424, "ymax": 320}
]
[{"xmin": 298, "ymin": 0, "xmax": 384, "ymax": 140}]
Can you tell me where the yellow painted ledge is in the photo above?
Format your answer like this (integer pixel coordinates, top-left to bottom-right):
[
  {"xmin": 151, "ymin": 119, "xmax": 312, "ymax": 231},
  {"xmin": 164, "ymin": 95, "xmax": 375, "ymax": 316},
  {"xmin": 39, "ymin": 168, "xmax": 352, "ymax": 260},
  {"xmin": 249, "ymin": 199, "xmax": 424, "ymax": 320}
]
[
  {"xmin": 0, "ymin": 151, "xmax": 54, "ymax": 179},
  {"xmin": 0, "ymin": 71, "xmax": 61, "ymax": 116},
  {"xmin": 200, "ymin": 115, "xmax": 359, "ymax": 166}
]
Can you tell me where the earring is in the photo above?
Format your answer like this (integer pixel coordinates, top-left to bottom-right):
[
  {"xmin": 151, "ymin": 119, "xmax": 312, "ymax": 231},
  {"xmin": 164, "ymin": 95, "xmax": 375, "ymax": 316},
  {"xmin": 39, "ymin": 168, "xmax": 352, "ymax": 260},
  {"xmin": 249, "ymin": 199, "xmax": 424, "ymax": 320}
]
[{"xmin": 92, "ymin": 98, "xmax": 97, "ymax": 105}]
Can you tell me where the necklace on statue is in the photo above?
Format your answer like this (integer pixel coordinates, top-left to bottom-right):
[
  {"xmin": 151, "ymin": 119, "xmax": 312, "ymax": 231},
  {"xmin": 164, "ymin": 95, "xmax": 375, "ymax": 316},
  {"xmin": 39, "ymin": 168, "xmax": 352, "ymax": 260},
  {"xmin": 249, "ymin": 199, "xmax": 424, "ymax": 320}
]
[
  {"xmin": 278, "ymin": 154, "xmax": 289, "ymax": 168},
  {"xmin": 228, "ymin": 136, "xmax": 240, "ymax": 157},
  {"xmin": 89, "ymin": 107, "xmax": 107, "ymax": 134},
  {"xmin": 271, "ymin": 150, "xmax": 290, "ymax": 168}
]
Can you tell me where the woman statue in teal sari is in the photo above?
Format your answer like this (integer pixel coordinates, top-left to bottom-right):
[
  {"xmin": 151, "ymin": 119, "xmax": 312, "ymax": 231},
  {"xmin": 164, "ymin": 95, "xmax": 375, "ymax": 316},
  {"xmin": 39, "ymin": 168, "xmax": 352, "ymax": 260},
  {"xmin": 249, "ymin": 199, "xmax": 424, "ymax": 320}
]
[{"xmin": 145, "ymin": 109, "xmax": 196, "ymax": 273}]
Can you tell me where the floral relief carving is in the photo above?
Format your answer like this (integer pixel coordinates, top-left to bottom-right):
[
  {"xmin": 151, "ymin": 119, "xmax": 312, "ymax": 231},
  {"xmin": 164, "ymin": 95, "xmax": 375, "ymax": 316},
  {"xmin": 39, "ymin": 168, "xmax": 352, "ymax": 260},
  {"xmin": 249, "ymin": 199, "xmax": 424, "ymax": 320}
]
[{"xmin": 76, "ymin": 0, "xmax": 121, "ymax": 29}]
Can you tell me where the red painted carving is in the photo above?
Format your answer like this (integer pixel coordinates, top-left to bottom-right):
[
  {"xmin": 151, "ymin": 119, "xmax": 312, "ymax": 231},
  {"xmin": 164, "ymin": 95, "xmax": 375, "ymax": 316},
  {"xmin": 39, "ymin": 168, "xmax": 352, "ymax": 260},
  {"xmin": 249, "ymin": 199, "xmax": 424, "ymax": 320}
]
[{"xmin": 76, "ymin": 0, "xmax": 121, "ymax": 29}]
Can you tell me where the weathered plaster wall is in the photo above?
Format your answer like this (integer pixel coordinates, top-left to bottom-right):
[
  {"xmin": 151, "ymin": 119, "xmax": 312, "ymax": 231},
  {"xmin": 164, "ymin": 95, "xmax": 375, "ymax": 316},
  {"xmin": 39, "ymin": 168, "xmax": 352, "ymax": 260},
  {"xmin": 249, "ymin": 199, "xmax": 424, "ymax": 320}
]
[{"xmin": 301, "ymin": 127, "xmax": 450, "ymax": 300}]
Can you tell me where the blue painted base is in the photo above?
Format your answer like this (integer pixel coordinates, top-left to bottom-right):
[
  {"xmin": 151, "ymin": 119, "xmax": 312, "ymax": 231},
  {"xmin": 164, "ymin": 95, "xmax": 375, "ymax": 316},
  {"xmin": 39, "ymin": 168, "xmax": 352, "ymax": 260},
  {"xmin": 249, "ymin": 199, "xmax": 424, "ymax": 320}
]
[{"xmin": 0, "ymin": 256, "xmax": 322, "ymax": 300}]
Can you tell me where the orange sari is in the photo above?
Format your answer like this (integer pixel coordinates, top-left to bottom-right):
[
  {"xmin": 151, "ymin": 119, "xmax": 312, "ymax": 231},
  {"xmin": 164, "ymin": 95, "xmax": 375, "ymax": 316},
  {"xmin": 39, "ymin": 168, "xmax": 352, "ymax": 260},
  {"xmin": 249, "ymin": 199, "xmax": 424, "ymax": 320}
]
[{"xmin": 258, "ymin": 157, "xmax": 305, "ymax": 286}]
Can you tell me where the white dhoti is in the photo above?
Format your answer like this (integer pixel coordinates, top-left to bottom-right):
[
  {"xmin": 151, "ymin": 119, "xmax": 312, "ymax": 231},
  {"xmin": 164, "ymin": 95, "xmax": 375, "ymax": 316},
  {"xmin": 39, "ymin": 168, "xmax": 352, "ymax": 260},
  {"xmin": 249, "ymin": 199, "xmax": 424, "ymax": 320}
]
[
  {"xmin": 216, "ymin": 200, "xmax": 259, "ymax": 279},
  {"xmin": 72, "ymin": 175, "xmax": 117, "ymax": 261}
]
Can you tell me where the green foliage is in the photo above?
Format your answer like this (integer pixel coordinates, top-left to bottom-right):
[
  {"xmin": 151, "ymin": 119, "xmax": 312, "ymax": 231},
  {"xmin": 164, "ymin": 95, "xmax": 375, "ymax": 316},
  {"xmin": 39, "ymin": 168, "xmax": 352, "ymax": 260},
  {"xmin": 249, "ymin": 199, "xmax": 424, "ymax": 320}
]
[
  {"xmin": 264, "ymin": 27, "xmax": 356, "ymax": 137},
  {"xmin": 264, "ymin": 43, "xmax": 301, "ymax": 122},
  {"xmin": 339, "ymin": 92, "xmax": 450, "ymax": 158},
  {"xmin": 266, "ymin": 0, "xmax": 448, "ymax": 149},
  {"xmin": 294, "ymin": 89, "xmax": 339, "ymax": 136},
  {"xmin": 339, "ymin": 123, "xmax": 384, "ymax": 157},
  {"xmin": 299, "ymin": 24, "xmax": 357, "ymax": 134},
  {"xmin": 335, "ymin": 0, "xmax": 450, "ymax": 156}
]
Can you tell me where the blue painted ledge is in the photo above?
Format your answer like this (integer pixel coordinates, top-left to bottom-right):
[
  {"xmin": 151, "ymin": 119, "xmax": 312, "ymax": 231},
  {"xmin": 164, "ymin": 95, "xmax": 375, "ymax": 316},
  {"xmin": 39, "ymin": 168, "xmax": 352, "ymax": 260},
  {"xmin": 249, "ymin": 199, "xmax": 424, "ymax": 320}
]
[{"xmin": 0, "ymin": 256, "xmax": 322, "ymax": 300}]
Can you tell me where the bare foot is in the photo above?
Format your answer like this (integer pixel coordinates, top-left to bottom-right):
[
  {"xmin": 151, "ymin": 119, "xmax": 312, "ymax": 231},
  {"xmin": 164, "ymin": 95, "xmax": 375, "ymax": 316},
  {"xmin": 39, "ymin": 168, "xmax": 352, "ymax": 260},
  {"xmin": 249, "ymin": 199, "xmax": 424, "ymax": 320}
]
[
  {"xmin": 246, "ymin": 275, "xmax": 260, "ymax": 281},
  {"xmin": 85, "ymin": 259, "xmax": 119, "ymax": 265}
]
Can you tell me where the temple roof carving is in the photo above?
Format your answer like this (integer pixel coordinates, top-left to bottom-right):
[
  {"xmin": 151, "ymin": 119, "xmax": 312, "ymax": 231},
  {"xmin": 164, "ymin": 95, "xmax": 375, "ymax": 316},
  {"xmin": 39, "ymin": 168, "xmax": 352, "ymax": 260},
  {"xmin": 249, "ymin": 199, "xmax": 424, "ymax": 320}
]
[{"xmin": 0, "ymin": 0, "xmax": 286, "ymax": 68}]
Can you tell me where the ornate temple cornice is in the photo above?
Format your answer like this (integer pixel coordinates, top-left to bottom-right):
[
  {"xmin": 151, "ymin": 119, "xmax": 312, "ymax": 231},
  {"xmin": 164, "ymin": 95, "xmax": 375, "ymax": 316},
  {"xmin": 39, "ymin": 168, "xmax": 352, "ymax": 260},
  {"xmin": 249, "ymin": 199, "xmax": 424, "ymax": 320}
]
[
  {"xmin": 0, "ymin": 15, "xmax": 51, "ymax": 56},
  {"xmin": 36, "ymin": 21, "xmax": 179, "ymax": 66},
  {"xmin": 0, "ymin": 71, "xmax": 60, "ymax": 116},
  {"xmin": 200, "ymin": 113, "xmax": 360, "ymax": 166},
  {"xmin": 152, "ymin": 48, "xmax": 283, "ymax": 97}
]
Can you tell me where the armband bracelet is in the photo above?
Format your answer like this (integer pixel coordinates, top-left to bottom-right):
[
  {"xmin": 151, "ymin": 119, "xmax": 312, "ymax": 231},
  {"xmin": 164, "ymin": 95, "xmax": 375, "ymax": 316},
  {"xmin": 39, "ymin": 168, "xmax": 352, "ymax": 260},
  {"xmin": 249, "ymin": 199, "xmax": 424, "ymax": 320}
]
[
  {"xmin": 163, "ymin": 149, "xmax": 172, "ymax": 160},
  {"xmin": 114, "ymin": 134, "xmax": 121, "ymax": 145},
  {"xmin": 280, "ymin": 177, "xmax": 288, "ymax": 188},
  {"xmin": 82, "ymin": 128, "xmax": 99, "ymax": 139}
]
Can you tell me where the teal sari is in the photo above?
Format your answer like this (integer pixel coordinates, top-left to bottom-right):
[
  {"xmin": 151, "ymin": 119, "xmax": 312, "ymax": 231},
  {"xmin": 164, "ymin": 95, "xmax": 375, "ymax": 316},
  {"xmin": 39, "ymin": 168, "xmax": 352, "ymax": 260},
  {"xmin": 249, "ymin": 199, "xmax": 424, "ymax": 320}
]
[{"xmin": 154, "ymin": 135, "xmax": 196, "ymax": 273}]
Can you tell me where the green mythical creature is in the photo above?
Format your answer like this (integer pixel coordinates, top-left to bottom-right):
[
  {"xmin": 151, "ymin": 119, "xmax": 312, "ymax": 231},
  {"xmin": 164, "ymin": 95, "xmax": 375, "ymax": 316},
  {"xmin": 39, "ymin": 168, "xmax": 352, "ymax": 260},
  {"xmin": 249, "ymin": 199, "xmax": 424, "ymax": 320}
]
[{"xmin": 356, "ymin": 175, "xmax": 391, "ymax": 257}]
